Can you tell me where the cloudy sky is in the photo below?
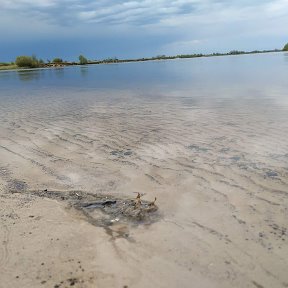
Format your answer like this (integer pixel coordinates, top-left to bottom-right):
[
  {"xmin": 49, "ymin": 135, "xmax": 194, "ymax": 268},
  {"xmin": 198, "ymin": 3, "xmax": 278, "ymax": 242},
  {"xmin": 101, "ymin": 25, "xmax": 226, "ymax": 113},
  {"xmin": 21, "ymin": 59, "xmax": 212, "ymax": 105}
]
[{"xmin": 1, "ymin": 0, "xmax": 287, "ymax": 61}]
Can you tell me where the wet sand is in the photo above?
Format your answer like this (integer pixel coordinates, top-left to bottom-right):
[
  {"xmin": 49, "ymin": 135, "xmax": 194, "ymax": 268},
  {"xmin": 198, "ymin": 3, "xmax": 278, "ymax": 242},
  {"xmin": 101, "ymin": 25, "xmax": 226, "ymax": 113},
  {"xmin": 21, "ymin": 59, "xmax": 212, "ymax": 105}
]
[{"xmin": 0, "ymin": 85, "xmax": 288, "ymax": 288}]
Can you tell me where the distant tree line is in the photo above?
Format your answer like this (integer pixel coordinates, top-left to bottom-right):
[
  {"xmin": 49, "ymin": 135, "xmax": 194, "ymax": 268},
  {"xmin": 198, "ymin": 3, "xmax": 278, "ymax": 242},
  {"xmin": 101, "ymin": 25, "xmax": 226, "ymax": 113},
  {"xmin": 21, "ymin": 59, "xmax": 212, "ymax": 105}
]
[
  {"xmin": 13, "ymin": 55, "xmax": 89, "ymax": 68},
  {"xmin": 2, "ymin": 44, "xmax": 287, "ymax": 70},
  {"xmin": 14, "ymin": 55, "xmax": 76, "ymax": 68}
]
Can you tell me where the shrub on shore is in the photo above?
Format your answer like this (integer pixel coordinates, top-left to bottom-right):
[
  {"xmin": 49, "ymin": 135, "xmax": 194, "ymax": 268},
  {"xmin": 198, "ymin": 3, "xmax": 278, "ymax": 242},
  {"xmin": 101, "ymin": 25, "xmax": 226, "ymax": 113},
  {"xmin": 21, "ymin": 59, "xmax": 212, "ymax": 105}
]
[
  {"xmin": 79, "ymin": 55, "xmax": 88, "ymax": 65},
  {"xmin": 52, "ymin": 58, "xmax": 63, "ymax": 63},
  {"xmin": 283, "ymin": 43, "xmax": 288, "ymax": 51},
  {"xmin": 15, "ymin": 55, "xmax": 41, "ymax": 68}
]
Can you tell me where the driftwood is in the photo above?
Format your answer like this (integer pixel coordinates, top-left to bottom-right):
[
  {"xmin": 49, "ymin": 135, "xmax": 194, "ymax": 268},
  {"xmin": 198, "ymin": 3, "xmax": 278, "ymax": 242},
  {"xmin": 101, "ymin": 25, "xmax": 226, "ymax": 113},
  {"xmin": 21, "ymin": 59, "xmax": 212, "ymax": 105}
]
[{"xmin": 25, "ymin": 189, "xmax": 159, "ymax": 229}]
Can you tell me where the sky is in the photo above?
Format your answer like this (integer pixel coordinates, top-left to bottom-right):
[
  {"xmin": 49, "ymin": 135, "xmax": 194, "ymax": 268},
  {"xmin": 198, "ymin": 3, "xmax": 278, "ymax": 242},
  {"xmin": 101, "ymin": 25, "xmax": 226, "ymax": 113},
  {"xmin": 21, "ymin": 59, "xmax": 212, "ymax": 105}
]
[{"xmin": 0, "ymin": 0, "xmax": 288, "ymax": 62}]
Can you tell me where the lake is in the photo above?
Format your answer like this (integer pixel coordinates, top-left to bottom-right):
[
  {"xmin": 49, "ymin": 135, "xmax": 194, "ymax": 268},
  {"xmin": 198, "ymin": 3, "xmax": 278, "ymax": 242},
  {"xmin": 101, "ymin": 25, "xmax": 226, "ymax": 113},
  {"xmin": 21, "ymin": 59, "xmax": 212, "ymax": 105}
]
[{"xmin": 0, "ymin": 52, "xmax": 288, "ymax": 288}]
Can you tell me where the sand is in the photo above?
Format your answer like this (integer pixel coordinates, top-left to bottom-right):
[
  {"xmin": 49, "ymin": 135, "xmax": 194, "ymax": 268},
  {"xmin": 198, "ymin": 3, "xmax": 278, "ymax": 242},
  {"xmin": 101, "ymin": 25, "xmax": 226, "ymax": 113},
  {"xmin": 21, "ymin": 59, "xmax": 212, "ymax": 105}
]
[{"xmin": 0, "ymin": 88, "xmax": 288, "ymax": 288}]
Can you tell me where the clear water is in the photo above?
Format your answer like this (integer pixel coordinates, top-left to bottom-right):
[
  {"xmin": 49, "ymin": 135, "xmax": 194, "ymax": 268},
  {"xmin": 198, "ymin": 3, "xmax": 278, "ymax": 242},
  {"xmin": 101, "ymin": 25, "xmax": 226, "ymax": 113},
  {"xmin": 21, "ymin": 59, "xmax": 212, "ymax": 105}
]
[
  {"xmin": 0, "ymin": 52, "xmax": 287, "ymax": 189},
  {"xmin": 1, "ymin": 52, "xmax": 288, "ymax": 288}
]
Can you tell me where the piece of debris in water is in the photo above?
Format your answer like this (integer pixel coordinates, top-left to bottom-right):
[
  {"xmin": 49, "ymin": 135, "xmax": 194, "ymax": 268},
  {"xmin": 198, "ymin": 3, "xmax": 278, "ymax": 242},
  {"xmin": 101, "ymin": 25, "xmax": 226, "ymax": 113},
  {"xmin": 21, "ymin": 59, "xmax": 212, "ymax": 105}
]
[{"xmin": 23, "ymin": 190, "xmax": 159, "ymax": 229}]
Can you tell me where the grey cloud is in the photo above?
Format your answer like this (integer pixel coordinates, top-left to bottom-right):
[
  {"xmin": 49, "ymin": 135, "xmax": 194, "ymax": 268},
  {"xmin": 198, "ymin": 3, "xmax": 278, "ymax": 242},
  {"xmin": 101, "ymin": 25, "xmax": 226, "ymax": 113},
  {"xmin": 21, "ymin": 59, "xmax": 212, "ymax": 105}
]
[
  {"xmin": 1, "ymin": 0, "xmax": 287, "ymax": 27},
  {"xmin": 0, "ymin": 0, "xmax": 216, "ymax": 26},
  {"xmin": 0, "ymin": 0, "xmax": 287, "ymax": 58}
]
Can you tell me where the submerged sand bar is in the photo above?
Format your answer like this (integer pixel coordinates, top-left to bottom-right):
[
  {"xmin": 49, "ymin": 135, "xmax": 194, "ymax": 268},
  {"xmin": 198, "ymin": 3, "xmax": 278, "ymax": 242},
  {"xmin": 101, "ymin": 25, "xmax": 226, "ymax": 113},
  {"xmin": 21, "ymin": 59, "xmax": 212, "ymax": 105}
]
[{"xmin": 0, "ymin": 54, "xmax": 288, "ymax": 287}]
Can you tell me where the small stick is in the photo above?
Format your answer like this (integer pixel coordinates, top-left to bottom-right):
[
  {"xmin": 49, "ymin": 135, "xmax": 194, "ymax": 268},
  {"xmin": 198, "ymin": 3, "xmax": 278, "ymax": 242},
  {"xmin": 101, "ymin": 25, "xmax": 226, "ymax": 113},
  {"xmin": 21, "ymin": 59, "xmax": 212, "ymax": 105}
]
[
  {"xmin": 149, "ymin": 197, "xmax": 157, "ymax": 206},
  {"xmin": 135, "ymin": 192, "xmax": 142, "ymax": 206}
]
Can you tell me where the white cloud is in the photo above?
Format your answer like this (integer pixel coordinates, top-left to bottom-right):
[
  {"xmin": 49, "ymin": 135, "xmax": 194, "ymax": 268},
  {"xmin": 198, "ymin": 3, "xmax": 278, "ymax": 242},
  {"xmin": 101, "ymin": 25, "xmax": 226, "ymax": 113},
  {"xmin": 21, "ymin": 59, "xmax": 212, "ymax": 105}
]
[
  {"xmin": 264, "ymin": 0, "xmax": 288, "ymax": 16},
  {"xmin": 0, "ymin": 0, "xmax": 57, "ymax": 8}
]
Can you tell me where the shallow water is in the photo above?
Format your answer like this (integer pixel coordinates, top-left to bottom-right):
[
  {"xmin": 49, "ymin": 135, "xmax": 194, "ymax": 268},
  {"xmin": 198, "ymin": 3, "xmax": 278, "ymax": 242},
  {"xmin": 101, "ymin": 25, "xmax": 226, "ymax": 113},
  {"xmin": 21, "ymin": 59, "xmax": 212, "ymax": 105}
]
[
  {"xmin": 1, "ymin": 53, "xmax": 287, "ymax": 183},
  {"xmin": 1, "ymin": 52, "xmax": 288, "ymax": 204},
  {"xmin": 1, "ymin": 52, "xmax": 288, "ymax": 196}
]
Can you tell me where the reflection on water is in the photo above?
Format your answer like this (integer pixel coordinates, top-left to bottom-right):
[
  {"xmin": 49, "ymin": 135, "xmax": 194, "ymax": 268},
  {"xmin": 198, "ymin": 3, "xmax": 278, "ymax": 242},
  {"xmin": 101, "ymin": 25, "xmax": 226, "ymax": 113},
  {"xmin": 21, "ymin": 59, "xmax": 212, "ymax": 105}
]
[
  {"xmin": 80, "ymin": 66, "xmax": 89, "ymax": 77},
  {"xmin": 0, "ymin": 53, "xmax": 286, "ymax": 92},
  {"xmin": 283, "ymin": 52, "xmax": 288, "ymax": 63},
  {"xmin": 0, "ymin": 53, "xmax": 287, "ymax": 116},
  {"xmin": 17, "ymin": 69, "xmax": 43, "ymax": 81},
  {"xmin": 53, "ymin": 67, "xmax": 65, "ymax": 79}
]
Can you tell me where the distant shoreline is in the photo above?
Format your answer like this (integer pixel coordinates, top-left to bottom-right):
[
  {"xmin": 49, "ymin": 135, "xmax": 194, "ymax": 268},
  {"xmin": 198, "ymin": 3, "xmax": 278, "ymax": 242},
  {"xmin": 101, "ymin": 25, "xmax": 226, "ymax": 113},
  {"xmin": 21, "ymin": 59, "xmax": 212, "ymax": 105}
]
[{"xmin": 0, "ymin": 49, "xmax": 283, "ymax": 71}]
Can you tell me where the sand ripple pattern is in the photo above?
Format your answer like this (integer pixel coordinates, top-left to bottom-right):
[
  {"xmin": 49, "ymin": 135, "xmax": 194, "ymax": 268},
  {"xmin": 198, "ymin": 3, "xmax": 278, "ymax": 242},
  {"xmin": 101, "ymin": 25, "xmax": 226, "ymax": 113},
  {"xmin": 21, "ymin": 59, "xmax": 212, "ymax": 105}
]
[{"xmin": 0, "ymin": 86, "xmax": 288, "ymax": 287}]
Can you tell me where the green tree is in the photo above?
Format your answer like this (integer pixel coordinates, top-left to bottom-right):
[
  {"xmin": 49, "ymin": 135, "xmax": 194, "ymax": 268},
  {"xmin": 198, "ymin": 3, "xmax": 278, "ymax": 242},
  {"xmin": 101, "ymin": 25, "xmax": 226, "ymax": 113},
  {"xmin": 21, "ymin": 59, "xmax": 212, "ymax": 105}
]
[
  {"xmin": 52, "ymin": 58, "xmax": 63, "ymax": 63},
  {"xmin": 79, "ymin": 55, "xmax": 88, "ymax": 65},
  {"xmin": 15, "ymin": 55, "xmax": 40, "ymax": 68},
  {"xmin": 283, "ymin": 43, "xmax": 288, "ymax": 51}
]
